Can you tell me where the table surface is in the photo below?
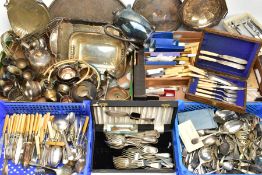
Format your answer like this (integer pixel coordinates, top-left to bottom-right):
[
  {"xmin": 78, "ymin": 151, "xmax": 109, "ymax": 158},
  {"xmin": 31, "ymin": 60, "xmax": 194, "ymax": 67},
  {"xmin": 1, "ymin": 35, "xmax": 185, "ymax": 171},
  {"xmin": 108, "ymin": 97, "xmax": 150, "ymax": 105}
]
[{"xmin": 0, "ymin": 0, "xmax": 262, "ymax": 174}]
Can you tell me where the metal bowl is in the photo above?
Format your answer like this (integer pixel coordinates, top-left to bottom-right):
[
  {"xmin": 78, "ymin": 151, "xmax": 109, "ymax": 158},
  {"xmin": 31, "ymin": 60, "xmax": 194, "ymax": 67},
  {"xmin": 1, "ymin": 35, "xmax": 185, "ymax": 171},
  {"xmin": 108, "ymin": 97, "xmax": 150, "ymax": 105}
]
[
  {"xmin": 180, "ymin": 0, "xmax": 228, "ymax": 30},
  {"xmin": 57, "ymin": 65, "xmax": 78, "ymax": 81},
  {"xmin": 133, "ymin": 0, "xmax": 182, "ymax": 31},
  {"xmin": 105, "ymin": 86, "xmax": 130, "ymax": 100}
]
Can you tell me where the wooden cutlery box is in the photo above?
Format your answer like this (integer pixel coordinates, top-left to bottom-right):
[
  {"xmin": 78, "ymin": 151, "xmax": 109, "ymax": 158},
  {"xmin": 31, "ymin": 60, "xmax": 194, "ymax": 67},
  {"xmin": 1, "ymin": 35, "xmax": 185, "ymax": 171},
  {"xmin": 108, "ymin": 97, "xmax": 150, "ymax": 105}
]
[
  {"xmin": 186, "ymin": 28, "xmax": 262, "ymax": 113},
  {"xmin": 90, "ymin": 100, "xmax": 177, "ymax": 173},
  {"xmin": 134, "ymin": 31, "xmax": 202, "ymax": 101}
]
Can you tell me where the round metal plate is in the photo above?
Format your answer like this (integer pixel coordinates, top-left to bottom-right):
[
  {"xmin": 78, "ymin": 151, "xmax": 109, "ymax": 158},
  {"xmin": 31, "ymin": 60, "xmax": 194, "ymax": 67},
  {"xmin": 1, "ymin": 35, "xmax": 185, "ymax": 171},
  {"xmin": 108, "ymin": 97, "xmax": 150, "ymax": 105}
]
[
  {"xmin": 49, "ymin": 0, "xmax": 125, "ymax": 23},
  {"xmin": 133, "ymin": 0, "xmax": 182, "ymax": 31},
  {"xmin": 180, "ymin": 0, "xmax": 228, "ymax": 30}
]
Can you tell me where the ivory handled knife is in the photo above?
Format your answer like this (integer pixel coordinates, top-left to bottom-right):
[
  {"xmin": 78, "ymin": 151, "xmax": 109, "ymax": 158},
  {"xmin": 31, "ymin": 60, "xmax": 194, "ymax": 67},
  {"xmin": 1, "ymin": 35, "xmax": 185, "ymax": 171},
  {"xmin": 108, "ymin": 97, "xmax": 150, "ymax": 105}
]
[
  {"xmin": 200, "ymin": 50, "xmax": 247, "ymax": 65},
  {"xmin": 198, "ymin": 55, "xmax": 246, "ymax": 70}
]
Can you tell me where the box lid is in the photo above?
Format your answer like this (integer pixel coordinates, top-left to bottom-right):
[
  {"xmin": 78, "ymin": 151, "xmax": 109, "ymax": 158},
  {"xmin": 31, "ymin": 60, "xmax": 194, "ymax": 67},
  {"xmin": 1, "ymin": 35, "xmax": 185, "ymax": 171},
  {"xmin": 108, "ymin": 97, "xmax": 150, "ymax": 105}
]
[
  {"xmin": 195, "ymin": 28, "xmax": 262, "ymax": 80},
  {"xmin": 91, "ymin": 100, "xmax": 178, "ymax": 131}
]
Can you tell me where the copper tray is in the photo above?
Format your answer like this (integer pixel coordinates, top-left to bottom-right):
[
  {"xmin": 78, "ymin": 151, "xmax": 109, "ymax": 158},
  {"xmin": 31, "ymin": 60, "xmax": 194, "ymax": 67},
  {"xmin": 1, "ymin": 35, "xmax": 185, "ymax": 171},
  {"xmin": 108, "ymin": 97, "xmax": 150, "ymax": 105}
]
[
  {"xmin": 133, "ymin": 0, "xmax": 182, "ymax": 31},
  {"xmin": 49, "ymin": 0, "xmax": 125, "ymax": 23},
  {"xmin": 180, "ymin": 0, "xmax": 228, "ymax": 30}
]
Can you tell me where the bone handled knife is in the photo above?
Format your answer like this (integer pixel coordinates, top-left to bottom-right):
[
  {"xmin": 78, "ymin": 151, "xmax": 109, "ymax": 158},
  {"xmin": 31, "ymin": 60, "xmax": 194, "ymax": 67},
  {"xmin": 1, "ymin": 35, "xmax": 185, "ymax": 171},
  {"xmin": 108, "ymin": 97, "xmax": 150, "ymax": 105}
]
[
  {"xmin": 198, "ymin": 82, "xmax": 245, "ymax": 90},
  {"xmin": 200, "ymin": 50, "xmax": 247, "ymax": 65},
  {"xmin": 198, "ymin": 55, "xmax": 246, "ymax": 70}
]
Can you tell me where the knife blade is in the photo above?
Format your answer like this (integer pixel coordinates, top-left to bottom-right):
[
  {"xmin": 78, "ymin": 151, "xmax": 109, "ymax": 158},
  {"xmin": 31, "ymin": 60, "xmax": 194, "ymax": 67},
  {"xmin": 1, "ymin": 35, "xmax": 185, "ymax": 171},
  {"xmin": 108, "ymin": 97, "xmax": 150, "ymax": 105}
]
[
  {"xmin": 199, "ymin": 55, "xmax": 246, "ymax": 70},
  {"xmin": 200, "ymin": 50, "xmax": 247, "ymax": 65},
  {"xmin": 0, "ymin": 115, "xmax": 9, "ymax": 158},
  {"xmin": 206, "ymin": 75, "xmax": 235, "ymax": 86}
]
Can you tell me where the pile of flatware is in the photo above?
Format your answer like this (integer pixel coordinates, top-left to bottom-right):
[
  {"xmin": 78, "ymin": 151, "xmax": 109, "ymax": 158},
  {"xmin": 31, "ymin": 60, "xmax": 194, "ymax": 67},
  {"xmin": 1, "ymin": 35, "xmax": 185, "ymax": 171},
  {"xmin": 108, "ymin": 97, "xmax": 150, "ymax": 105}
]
[
  {"xmin": 180, "ymin": 110, "xmax": 262, "ymax": 174},
  {"xmin": 105, "ymin": 130, "xmax": 174, "ymax": 170},
  {"xmin": 1, "ymin": 112, "xmax": 89, "ymax": 175}
]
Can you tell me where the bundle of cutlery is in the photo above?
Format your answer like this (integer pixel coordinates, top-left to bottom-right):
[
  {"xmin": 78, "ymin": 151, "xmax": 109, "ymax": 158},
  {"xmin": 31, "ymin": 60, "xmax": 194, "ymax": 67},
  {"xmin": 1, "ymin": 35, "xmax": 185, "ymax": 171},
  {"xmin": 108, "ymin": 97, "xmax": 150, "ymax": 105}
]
[{"xmin": 1, "ymin": 112, "xmax": 89, "ymax": 174}]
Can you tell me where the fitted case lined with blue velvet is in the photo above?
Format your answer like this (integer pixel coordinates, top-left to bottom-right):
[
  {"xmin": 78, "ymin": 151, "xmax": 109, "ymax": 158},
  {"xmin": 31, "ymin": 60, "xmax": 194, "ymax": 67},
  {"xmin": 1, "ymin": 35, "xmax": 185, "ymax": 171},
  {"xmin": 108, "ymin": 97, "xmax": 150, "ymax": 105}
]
[{"xmin": 186, "ymin": 29, "xmax": 262, "ymax": 112}]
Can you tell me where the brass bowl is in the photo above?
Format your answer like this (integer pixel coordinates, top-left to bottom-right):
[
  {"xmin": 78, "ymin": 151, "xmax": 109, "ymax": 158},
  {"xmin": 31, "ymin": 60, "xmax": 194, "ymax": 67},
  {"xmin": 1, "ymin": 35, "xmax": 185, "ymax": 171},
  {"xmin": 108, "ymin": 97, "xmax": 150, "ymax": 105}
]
[
  {"xmin": 133, "ymin": 0, "xmax": 182, "ymax": 31},
  {"xmin": 180, "ymin": 0, "xmax": 228, "ymax": 30}
]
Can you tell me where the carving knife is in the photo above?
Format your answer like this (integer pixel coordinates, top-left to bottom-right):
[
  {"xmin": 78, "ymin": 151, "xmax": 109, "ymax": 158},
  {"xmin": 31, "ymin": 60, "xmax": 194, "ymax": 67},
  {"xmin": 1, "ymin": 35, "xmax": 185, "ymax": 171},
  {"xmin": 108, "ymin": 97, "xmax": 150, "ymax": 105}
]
[
  {"xmin": 200, "ymin": 50, "xmax": 247, "ymax": 65},
  {"xmin": 198, "ymin": 55, "xmax": 246, "ymax": 70},
  {"xmin": 0, "ymin": 115, "xmax": 9, "ymax": 158}
]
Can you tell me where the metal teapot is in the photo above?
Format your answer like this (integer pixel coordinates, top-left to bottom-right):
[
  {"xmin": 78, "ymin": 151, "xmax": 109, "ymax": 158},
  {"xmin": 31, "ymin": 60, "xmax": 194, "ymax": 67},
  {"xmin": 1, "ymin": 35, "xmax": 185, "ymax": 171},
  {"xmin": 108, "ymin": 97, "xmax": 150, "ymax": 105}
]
[{"xmin": 104, "ymin": 5, "xmax": 155, "ymax": 45}]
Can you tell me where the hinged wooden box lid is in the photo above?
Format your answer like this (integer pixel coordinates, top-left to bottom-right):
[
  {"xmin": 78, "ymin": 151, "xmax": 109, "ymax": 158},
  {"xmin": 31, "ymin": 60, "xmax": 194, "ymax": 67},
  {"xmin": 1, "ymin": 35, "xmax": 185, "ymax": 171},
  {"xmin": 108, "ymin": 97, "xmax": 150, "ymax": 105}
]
[
  {"xmin": 91, "ymin": 100, "xmax": 178, "ymax": 132},
  {"xmin": 186, "ymin": 28, "xmax": 262, "ymax": 113}
]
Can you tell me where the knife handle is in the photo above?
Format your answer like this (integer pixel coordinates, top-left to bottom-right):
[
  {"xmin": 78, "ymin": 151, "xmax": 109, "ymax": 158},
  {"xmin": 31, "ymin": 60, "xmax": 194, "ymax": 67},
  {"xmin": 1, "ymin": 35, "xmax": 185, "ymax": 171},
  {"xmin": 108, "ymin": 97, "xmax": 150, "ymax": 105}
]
[
  {"xmin": 21, "ymin": 114, "xmax": 27, "ymax": 134},
  {"xmin": 33, "ymin": 113, "xmax": 39, "ymax": 134},
  {"xmin": 8, "ymin": 115, "xmax": 13, "ymax": 134},
  {"xmin": 82, "ymin": 116, "xmax": 89, "ymax": 136},
  {"xmin": 12, "ymin": 114, "xmax": 18, "ymax": 134},
  {"xmin": 3, "ymin": 115, "xmax": 9, "ymax": 134},
  {"xmin": 186, "ymin": 65, "xmax": 207, "ymax": 76},
  {"xmin": 29, "ymin": 114, "xmax": 35, "ymax": 136},
  {"xmin": 199, "ymin": 55, "xmax": 217, "ymax": 62},
  {"xmin": 195, "ymin": 92, "xmax": 215, "ymax": 99},
  {"xmin": 36, "ymin": 114, "xmax": 43, "ymax": 135},
  {"xmin": 196, "ymin": 88, "xmax": 214, "ymax": 96},
  {"xmin": 199, "ymin": 78, "xmax": 220, "ymax": 84},
  {"xmin": 17, "ymin": 114, "xmax": 23, "ymax": 134},
  {"xmin": 25, "ymin": 114, "xmax": 30, "ymax": 135},
  {"xmin": 200, "ymin": 50, "xmax": 218, "ymax": 57}
]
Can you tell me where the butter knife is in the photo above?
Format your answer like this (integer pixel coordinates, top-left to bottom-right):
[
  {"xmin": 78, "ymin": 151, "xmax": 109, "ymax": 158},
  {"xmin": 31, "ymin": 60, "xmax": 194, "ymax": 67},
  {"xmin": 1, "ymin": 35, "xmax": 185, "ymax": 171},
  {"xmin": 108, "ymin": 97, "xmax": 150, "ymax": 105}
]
[
  {"xmin": 200, "ymin": 50, "xmax": 247, "ymax": 65},
  {"xmin": 199, "ymin": 55, "xmax": 246, "ymax": 70}
]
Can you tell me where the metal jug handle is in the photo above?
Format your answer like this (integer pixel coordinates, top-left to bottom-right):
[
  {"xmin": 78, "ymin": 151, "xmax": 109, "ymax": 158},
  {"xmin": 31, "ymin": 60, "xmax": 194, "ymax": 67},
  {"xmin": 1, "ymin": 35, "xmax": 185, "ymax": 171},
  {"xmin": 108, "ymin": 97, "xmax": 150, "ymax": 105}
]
[{"xmin": 104, "ymin": 24, "xmax": 140, "ymax": 44}]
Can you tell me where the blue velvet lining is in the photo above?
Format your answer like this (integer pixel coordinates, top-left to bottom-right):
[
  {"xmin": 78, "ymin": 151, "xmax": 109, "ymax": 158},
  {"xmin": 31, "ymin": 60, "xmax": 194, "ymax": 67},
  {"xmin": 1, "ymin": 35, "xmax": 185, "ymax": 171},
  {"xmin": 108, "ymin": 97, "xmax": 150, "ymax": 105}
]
[
  {"xmin": 188, "ymin": 76, "xmax": 246, "ymax": 107},
  {"xmin": 196, "ymin": 32, "xmax": 260, "ymax": 79}
]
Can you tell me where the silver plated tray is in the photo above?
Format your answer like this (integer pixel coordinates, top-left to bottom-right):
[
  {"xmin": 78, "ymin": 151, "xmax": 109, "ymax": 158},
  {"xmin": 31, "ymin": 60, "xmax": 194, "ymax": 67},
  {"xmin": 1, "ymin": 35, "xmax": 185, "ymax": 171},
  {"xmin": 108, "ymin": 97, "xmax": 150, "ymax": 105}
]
[{"xmin": 49, "ymin": 0, "xmax": 125, "ymax": 23}]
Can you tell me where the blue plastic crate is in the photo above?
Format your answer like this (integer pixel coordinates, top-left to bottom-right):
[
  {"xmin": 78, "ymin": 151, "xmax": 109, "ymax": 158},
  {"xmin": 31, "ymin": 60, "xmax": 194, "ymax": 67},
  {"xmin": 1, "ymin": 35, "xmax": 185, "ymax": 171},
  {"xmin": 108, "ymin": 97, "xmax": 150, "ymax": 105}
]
[
  {"xmin": 0, "ymin": 101, "xmax": 93, "ymax": 175},
  {"xmin": 175, "ymin": 102, "xmax": 262, "ymax": 175}
]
